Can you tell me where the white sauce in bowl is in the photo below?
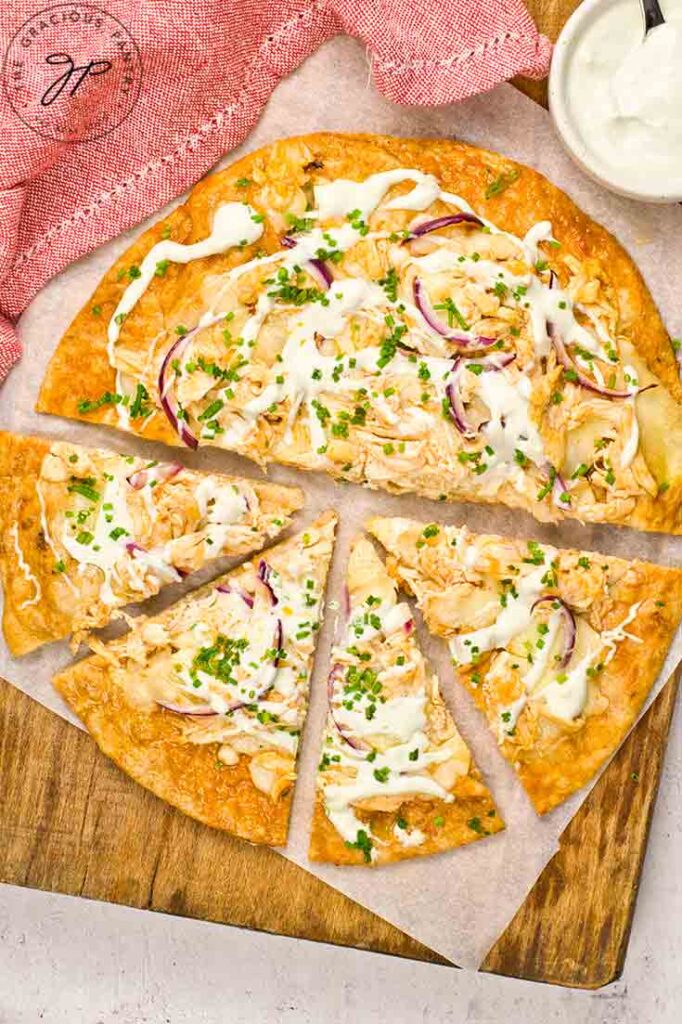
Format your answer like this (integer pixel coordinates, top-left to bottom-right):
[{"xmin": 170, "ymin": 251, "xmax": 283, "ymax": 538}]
[{"xmin": 552, "ymin": 0, "xmax": 682, "ymax": 200}]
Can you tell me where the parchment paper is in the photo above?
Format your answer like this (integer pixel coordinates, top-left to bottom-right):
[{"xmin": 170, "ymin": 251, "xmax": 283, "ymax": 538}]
[{"xmin": 2, "ymin": 37, "xmax": 682, "ymax": 971}]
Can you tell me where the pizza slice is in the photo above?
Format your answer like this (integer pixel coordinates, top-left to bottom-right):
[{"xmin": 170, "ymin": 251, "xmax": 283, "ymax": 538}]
[
  {"xmin": 52, "ymin": 512, "xmax": 336, "ymax": 845},
  {"xmin": 309, "ymin": 537, "xmax": 503, "ymax": 866},
  {"xmin": 37, "ymin": 133, "xmax": 682, "ymax": 536},
  {"xmin": 367, "ymin": 516, "xmax": 682, "ymax": 814},
  {"xmin": 0, "ymin": 430, "xmax": 302, "ymax": 655}
]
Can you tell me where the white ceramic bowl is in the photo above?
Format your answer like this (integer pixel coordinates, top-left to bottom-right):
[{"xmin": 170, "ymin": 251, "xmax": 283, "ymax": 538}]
[{"xmin": 549, "ymin": 0, "xmax": 682, "ymax": 204}]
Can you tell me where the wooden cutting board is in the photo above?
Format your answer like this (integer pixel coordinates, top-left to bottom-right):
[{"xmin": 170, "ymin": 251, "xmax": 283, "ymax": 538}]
[{"xmin": 0, "ymin": 0, "xmax": 678, "ymax": 990}]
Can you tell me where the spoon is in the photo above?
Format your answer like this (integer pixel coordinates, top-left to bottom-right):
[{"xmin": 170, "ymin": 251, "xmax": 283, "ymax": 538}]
[{"xmin": 641, "ymin": 0, "xmax": 665, "ymax": 35}]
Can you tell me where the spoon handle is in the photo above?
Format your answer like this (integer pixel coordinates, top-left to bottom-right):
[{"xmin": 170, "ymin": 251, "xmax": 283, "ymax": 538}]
[{"xmin": 641, "ymin": 0, "xmax": 666, "ymax": 33}]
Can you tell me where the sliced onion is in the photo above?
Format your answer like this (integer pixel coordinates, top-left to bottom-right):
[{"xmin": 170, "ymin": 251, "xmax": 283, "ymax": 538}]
[
  {"xmin": 215, "ymin": 583, "xmax": 254, "ymax": 609},
  {"xmin": 127, "ymin": 460, "xmax": 183, "ymax": 490},
  {"xmin": 282, "ymin": 235, "xmax": 333, "ymax": 289},
  {"xmin": 158, "ymin": 701, "xmax": 217, "ymax": 716},
  {"xmin": 532, "ymin": 596, "xmax": 576, "ymax": 668},
  {"xmin": 258, "ymin": 560, "xmax": 278, "ymax": 606},
  {"xmin": 158, "ymin": 330, "xmax": 199, "ymax": 449},
  {"xmin": 445, "ymin": 353, "xmax": 516, "ymax": 437},
  {"xmin": 412, "ymin": 278, "xmax": 496, "ymax": 350},
  {"xmin": 406, "ymin": 213, "xmax": 483, "ymax": 240},
  {"xmin": 445, "ymin": 367, "xmax": 477, "ymax": 438},
  {"xmin": 307, "ymin": 258, "xmax": 334, "ymax": 289},
  {"xmin": 327, "ymin": 662, "xmax": 368, "ymax": 752},
  {"xmin": 546, "ymin": 271, "xmax": 638, "ymax": 400}
]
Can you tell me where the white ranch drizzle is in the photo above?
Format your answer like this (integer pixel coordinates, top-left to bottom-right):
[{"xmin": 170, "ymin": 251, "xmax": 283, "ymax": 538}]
[
  {"xmin": 107, "ymin": 203, "xmax": 263, "ymax": 425},
  {"xmin": 35, "ymin": 479, "xmax": 78, "ymax": 596},
  {"xmin": 107, "ymin": 203, "xmax": 263, "ymax": 359},
  {"xmin": 497, "ymin": 610, "xmax": 562, "ymax": 739},
  {"xmin": 540, "ymin": 652, "xmax": 593, "ymax": 722},
  {"xmin": 508, "ymin": 601, "xmax": 642, "ymax": 725},
  {"xmin": 450, "ymin": 566, "xmax": 547, "ymax": 665},
  {"xmin": 10, "ymin": 523, "xmax": 42, "ymax": 609}
]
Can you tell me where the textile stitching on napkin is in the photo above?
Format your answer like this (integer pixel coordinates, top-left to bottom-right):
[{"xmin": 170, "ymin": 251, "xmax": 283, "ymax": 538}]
[
  {"xmin": 374, "ymin": 30, "xmax": 526, "ymax": 71},
  {"xmin": 11, "ymin": 0, "xmax": 331, "ymax": 271}
]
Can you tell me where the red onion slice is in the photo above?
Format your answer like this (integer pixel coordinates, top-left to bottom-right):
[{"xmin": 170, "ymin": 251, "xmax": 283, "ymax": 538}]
[
  {"xmin": 158, "ymin": 330, "xmax": 199, "ymax": 449},
  {"xmin": 546, "ymin": 271, "xmax": 640, "ymax": 401},
  {"xmin": 446, "ymin": 374, "xmax": 477, "ymax": 438},
  {"xmin": 412, "ymin": 278, "xmax": 496, "ymax": 351},
  {"xmin": 406, "ymin": 213, "xmax": 483, "ymax": 240},
  {"xmin": 258, "ymin": 560, "xmax": 279, "ymax": 606},
  {"xmin": 216, "ymin": 583, "xmax": 255, "ymax": 609},
  {"xmin": 307, "ymin": 258, "xmax": 334, "ymax": 289},
  {"xmin": 532, "ymin": 595, "xmax": 576, "ymax": 668},
  {"xmin": 327, "ymin": 662, "xmax": 368, "ymax": 752},
  {"xmin": 445, "ymin": 353, "xmax": 516, "ymax": 437},
  {"xmin": 127, "ymin": 460, "xmax": 183, "ymax": 490},
  {"xmin": 281, "ymin": 236, "xmax": 333, "ymax": 290},
  {"xmin": 548, "ymin": 321, "xmax": 635, "ymax": 400}
]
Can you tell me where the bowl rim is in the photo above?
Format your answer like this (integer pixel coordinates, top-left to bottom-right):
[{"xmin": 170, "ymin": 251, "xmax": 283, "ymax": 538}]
[{"xmin": 548, "ymin": 0, "xmax": 682, "ymax": 205}]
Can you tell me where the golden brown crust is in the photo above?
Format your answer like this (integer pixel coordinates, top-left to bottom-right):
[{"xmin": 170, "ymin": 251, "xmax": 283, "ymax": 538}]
[
  {"xmin": 37, "ymin": 133, "xmax": 682, "ymax": 534},
  {"xmin": 53, "ymin": 513, "xmax": 337, "ymax": 846},
  {"xmin": 0, "ymin": 429, "xmax": 303, "ymax": 656},
  {"xmin": 367, "ymin": 516, "xmax": 682, "ymax": 815},
  {"xmin": 308, "ymin": 787, "xmax": 503, "ymax": 867}
]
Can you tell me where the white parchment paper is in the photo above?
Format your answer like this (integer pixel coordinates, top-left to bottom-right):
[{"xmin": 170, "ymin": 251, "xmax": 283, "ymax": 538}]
[{"xmin": 2, "ymin": 37, "xmax": 682, "ymax": 971}]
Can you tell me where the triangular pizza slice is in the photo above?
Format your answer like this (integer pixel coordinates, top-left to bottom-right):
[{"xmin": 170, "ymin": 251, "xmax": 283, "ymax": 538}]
[
  {"xmin": 53, "ymin": 513, "xmax": 336, "ymax": 846},
  {"xmin": 0, "ymin": 430, "xmax": 303, "ymax": 655},
  {"xmin": 309, "ymin": 537, "xmax": 503, "ymax": 866},
  {"xmin": 368, "ymin": 516, "xmax": 682, "ymax": 814}
]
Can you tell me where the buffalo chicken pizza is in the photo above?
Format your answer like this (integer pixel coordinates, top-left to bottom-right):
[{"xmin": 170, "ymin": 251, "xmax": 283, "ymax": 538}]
[
  {"xmin": 368, "ymin": 516, "xmax": 682, "ymax": 814},
  {"xmin": 37, "ymin": 133, "xmax": 682, "ymax": 534}
]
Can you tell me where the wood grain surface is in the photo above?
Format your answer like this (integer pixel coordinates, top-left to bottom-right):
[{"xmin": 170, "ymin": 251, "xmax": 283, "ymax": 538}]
[{"xmin": 1, "ymin": 0, "xmax": 678, "ymax": 990}]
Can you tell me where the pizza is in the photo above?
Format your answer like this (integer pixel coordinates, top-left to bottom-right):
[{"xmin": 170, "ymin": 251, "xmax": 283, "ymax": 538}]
[
  {"xmin": 367, "ymin": 516, "xmax": 682, "ymax": 814},
  {"xmin": 0, "ymin": 430, "xmax": 302, "ymax": 655},
  {"xmin": 309, "ymin": 537, "xmax": 502, "ymax": 865},
  {"xmin": 52, "ymin": 513, "xmax": 336, "ymax": 845},
  {"xmin": 37, "ymin": 133, "xmax": 682, "ymax": 534}
]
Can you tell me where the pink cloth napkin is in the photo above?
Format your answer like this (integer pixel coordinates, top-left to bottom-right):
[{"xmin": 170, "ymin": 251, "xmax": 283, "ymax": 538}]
[{"xmin": 0, "ymin": 0, "xmax": 551, "ymax": 381}]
